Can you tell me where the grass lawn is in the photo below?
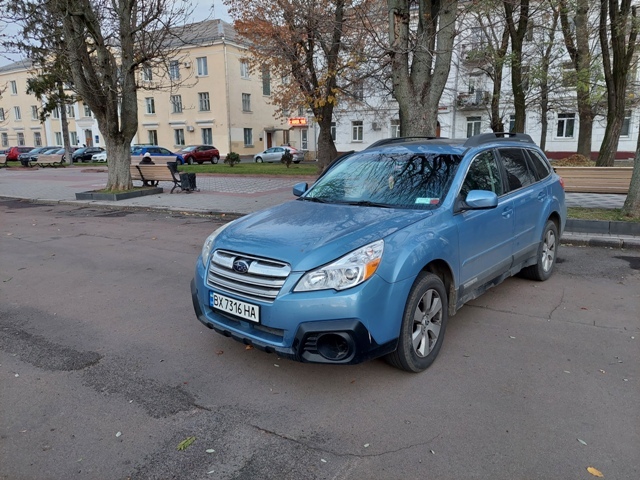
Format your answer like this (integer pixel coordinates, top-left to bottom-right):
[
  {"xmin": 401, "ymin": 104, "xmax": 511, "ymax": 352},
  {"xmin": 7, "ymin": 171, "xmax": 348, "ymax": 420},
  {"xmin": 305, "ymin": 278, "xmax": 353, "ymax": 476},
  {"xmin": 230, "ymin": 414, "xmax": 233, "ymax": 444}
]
[
  {"xmin": 567, "ymin": 207, "xmax": 640, "ymax": 223},
  {"xmin": 178, "ymin": 162, "xmax": 319, "ymax": 176}
]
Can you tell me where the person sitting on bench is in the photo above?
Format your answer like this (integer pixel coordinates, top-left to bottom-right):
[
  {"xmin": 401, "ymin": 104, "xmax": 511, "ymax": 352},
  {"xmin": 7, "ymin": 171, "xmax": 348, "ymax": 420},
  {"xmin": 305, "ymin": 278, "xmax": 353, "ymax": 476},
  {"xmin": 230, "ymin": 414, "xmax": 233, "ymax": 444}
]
[{"xmin": 139, "ymin": 152, "xmax": 157, "ymax": 186}]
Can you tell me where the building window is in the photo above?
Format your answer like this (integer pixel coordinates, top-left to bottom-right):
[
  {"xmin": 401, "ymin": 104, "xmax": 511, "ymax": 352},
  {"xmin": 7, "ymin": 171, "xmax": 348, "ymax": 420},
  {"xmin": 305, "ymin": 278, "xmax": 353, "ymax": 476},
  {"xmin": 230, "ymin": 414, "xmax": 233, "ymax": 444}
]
[
  {"xmin": 466, "ymin": 116, "xmax": 482, "ymax": 138},
  {"xmin": 242, "ymin": 93, "xmax": 251, "ymax": 112},
  {"xmin": 142, "ymin": 66, "xmax": 153, "ymax": 81},
  {"xmin": 391, "ymin": 119, "xmax": 400, "ymax": 138},
  {"xmin": 31, "ymin": 106, "xmax": 39, "ymax": 120},
  {"xmin": 148, "ymin": 130, "xmax": 158, "ymax": 145},
  {"xmin": 621, "ymin": 111, "xmax": 632, "ymax": 137},
  {"xmin": 169, "ymin": 60, "xmax": 180, "ymax": 80},
  {"xmin": 14, "ymin": 106, "xmax": 21, "ymax": 121},
  {"xmin": 0, "ymin": 108, "xmax": 4, "ymax": 121},
  {"xmin": 10, "ymin": 80, "xmax": 17, "ymax": 95},
  {"xmin": 34, "ymin": 131, "xmax": 42, "ymax": 146},
  {"xmin": 198, "ymin": 92, "xmax": 211, "ymax": 111},
  {"xmin": 202, "ymin": 128, "xmax": 212, "ymax": 144},
  {"xmin": 240, "ymin": 60, "xmax": 250, "ymax": 79},
  {"xmin": 1, "ymin": 132, "xmax": 7, "ymax": 147},
  {"xmin": 174, "ymin": 128, "xmax": 185, "ymax": 146},
  {"xmin": 301, "ymin": 129, "xmax": 308, "ymax": 150},
  {"xmin": 52, "ymin": 106, "xmax": 60, "ymax": 119},
  {"xmin": 330, "ymin": 122, "xmax": 336, "ymax": 141},
  {"xmin": 353, "ymin": 82, "xmax": 364, "ymax": 101},
  {"xmin": 556, "ymin": 113, "xmax": 575, "ymax": 138},
  {"xmin": 17, "ymin": 132, "xmax": 24, "ymax": 145},
  {"xmin": 352, "ymin": 120, "xmax": 363, "ymax": 141},
  {"xmin": 55, "ymin": 132, "xmax": 62, "ymax": 145},
  {"xmin": 509, "ymin": 114, "xmax": 516, "ymax": 133},
  {"xmin": 67, "ymin": 104, "xmax": 75, "ymax": 118},
  {"xmin": 196, "ymin": 56, "xmax": 208, "ymax": 76},
  {"xmin": 562, "ymin": 62, "xmax": 576, "ymax": 87},
  {"xmin": 145, "ymin": 97, "xmax": 155, "ymax": 114},
  {"xmin": 262, "ymin": 66, "xmax": 271, "ymax": 96},
  {"xmin": 70, "ymin": 131, "xmax": 78, "ymax": 145},
  {"xmin": 171, "ymin": 95, "xmax": 183, "ymax": 113},
  {"xmin": 243, "ymin": 128, "xmax": 253, "ymax": 146},
  {"xmin": 84, "ymin": 104, "xmax": 92, "ymax": 117}
]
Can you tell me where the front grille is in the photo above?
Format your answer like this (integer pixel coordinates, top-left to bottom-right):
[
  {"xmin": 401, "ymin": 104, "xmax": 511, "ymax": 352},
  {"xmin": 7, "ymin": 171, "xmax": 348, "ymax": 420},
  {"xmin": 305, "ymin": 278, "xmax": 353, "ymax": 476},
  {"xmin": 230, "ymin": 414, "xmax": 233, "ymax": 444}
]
[{"xmin": 207, "ymin": 250, "xmax": 291, "ymax": 303}]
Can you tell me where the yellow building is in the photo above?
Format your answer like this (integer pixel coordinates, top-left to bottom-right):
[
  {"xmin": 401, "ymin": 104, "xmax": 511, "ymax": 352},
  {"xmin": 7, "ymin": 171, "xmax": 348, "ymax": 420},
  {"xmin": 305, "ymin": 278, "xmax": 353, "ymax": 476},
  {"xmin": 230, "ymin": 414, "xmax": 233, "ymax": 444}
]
[{"xmin": 134, "ymin": 20, "xmax": 290, "ymax": 156}]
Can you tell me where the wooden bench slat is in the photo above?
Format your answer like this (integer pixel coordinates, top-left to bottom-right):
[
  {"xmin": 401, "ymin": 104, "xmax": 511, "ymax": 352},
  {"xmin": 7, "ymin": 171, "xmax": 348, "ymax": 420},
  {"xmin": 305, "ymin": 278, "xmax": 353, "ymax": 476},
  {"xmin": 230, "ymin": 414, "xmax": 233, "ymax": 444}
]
[{"xmin": 129, "ymin": 164, "xmax": 182, "ymax": 193}]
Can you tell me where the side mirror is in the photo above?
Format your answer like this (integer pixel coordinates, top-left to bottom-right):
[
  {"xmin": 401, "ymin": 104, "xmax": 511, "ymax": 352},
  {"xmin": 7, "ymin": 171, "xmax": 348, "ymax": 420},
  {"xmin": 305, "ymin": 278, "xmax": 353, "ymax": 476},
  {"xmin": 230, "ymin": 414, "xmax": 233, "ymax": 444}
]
[
  {"xmin": 458, "ymin": 190, "xmax": 498, "ymax": 211},
  {"xmin": 293, "ymin": 182, "xmax": 308, "ymax": 197}
]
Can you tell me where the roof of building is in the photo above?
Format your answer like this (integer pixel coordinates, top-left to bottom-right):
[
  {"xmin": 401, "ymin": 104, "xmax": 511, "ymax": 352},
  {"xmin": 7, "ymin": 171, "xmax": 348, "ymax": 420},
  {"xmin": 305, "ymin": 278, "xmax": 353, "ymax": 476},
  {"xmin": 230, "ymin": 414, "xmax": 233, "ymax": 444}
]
[{"xmin": 0, "ymin": 59, "xmax": 34, "ymax": 73}]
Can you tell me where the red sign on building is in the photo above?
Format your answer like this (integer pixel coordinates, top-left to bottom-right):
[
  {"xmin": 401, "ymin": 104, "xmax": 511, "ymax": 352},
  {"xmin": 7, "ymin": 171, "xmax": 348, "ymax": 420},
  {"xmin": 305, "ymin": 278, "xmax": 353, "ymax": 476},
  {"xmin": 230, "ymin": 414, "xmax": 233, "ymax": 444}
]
[{"xmin": 288, "ymin": 117, "xmax": 308, "ymax": 127}]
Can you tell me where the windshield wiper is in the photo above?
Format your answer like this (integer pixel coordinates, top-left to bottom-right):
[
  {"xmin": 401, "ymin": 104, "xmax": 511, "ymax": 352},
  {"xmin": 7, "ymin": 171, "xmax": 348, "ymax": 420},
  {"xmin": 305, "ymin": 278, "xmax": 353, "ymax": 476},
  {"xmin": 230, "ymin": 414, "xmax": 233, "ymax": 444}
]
[
  {"xmin": 300, "ymin": 196, "xmax": 328, "ymax": 203},
  {"xmin": 342, "ymin": 200, "xmax": 393, "ymax": 208}
]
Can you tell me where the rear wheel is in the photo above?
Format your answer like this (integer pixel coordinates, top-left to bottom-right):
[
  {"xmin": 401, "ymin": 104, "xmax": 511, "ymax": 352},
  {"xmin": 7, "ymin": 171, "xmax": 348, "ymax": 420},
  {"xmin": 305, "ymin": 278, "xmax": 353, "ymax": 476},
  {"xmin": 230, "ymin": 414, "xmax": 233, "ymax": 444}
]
[
  {"xmin": 187, "ymin": 156, "xmax": 193, "ymax": 165},
  {"xmin": 212, "ymin": 156, "xmax": 219, "ymax": 164},
  {"xmin": 386, "ymin": 272, "xmax": 448, "ymax": 373},
  {"xmin": 519, "ymin": 219, "xmax": 558, "ymax": 281},
  {"xmin": 255, "ymin": 157, "xmax": 263, "ymax": 163}
]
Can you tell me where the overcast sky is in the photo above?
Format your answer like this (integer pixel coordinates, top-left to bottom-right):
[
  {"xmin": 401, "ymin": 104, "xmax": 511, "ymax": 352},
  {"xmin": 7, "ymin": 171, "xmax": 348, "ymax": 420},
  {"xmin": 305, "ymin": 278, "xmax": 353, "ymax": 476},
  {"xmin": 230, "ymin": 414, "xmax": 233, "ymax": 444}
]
[{"xmin": 0, "ymin": 0, "xmax": 232, "ymax": 66}]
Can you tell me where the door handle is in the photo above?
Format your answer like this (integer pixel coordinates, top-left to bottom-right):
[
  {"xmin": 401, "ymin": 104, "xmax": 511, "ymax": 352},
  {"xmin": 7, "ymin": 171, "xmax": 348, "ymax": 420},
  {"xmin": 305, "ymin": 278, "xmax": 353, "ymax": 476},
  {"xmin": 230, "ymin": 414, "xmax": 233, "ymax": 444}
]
[{"xmin": 501, "ymin": 207, "xmax": 513, "ymax": 219}]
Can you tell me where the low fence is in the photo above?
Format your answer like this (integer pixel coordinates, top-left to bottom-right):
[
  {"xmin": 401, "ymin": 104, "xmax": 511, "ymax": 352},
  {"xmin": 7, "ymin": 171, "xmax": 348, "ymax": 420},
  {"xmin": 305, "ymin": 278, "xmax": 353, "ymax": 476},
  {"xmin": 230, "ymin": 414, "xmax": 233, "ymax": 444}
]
[{"xmin": 553, "ymin": 166, "xmax": 633, "ymax": 194}]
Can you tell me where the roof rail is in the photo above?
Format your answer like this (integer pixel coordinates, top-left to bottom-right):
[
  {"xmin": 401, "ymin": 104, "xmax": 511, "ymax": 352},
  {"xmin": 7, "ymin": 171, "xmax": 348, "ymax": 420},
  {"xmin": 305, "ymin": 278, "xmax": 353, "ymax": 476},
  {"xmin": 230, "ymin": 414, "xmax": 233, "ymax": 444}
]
[
  {"xmin": 463, "ymin": 132, "xmax": 535, "ymax": 148},
  {"xmin": 366, "ymin": 136, "xmax": 443, "ymax": 149}
]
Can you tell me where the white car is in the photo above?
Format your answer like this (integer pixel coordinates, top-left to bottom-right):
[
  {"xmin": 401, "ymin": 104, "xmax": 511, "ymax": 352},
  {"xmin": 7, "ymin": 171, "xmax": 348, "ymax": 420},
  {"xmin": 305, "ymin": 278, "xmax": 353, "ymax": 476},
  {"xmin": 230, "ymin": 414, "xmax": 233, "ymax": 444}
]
[
  {"xmin": 254, "ymin": 146, "xmax": 303, "ymax": 163},
  {"xmin": 92, "ymin": 152, "xmax": 107, "ymax": 162}
]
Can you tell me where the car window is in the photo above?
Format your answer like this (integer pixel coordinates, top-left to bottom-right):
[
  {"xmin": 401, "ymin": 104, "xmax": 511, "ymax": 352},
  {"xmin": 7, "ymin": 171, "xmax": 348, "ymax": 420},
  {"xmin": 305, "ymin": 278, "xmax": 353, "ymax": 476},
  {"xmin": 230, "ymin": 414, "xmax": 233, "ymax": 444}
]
[
  {"xmin": 131, "ymin": 147, "xmax": 143, "ymax": 155},
  {"xmin": 498, "ymin": 148, "xmax": 536, "ymax": 191},
  {"xmin": 305, "ymin": 151, "xmax": 462, "ymax": 208},
  {"xmin": 460, "ymin": 150, "xmax": 504, "ymax": 197},
  {"xmin": 526, "ymin": 149, "xmax": 551, "ymax": 180},
  {"xmin": 159, "ymin": 148, "xmax": 171, "ymax": 155}
]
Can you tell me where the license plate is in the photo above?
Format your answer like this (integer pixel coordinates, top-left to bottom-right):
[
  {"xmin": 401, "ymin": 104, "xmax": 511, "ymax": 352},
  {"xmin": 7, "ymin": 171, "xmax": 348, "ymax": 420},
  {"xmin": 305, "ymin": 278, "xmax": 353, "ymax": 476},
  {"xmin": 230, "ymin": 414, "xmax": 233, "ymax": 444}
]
[{"xmin": 210, "ymin": 292, "xmax": 259, "ymax": 323}]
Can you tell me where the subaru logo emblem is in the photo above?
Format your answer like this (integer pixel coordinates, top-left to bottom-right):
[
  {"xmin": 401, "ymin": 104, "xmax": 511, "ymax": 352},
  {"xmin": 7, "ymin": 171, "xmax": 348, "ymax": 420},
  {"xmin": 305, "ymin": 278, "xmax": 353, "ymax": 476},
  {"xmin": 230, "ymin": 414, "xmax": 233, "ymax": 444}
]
[{"xmin": 232, "ymin": 259, "xmax": 250, "ymax": 274}]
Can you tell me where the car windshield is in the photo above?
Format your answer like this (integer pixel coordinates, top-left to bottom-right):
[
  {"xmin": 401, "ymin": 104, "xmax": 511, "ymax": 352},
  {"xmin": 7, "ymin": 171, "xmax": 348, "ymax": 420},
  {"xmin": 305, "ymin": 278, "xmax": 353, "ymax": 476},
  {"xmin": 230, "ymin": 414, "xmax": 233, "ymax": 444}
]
[
  {"xmin": 181, "ymin": 146, "xmax": 197, "ymax": 152},
  {"xmin": 303, "ymin": 151, "xmax": 462, "ymax": 209}
]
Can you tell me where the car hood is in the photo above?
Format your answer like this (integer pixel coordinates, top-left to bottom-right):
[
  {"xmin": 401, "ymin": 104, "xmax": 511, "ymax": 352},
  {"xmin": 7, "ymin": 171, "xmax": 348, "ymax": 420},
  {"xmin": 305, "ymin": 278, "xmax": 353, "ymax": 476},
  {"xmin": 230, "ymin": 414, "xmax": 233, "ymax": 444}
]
[{"xmin": 215, "ymin": 200, "xmax": 431, "ymax": 271}]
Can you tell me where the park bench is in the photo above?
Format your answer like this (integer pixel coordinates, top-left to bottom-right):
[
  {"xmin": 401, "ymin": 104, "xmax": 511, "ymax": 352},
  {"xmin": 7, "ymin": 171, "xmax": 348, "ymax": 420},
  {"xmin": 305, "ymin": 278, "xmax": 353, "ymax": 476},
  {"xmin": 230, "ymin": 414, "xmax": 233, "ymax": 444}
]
[
  {"xmin": 129, "ymin": 163, "xmax": 182, "ymax": 193},
  {"xmin": 33, "ymin": 154, "xmax": 66, "ymax": 168},
  {"xmin": 553, "ymin": 166, "xmax": 633, "ymax": 194}
]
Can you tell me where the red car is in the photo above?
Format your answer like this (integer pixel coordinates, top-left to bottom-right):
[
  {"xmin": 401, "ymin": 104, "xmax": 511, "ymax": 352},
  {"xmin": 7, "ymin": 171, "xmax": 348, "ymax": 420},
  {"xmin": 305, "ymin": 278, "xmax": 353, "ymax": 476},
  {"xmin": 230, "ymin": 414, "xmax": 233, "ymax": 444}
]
[
  {"xmin": 6, "ymin": 146, "xmax": 34, "ymax": 162},
  {"xmin": 176, "ymin": 145, "xmax": 220, "ymax": 165}
]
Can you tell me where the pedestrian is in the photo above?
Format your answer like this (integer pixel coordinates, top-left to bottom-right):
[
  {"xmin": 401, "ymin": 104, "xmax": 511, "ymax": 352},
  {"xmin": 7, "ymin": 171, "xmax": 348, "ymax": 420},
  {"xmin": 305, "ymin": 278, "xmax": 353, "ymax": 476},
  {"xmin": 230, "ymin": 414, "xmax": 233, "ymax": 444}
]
[{"xmin": 140, "ymin": 152, "xmax": 155, "ymax": 165}]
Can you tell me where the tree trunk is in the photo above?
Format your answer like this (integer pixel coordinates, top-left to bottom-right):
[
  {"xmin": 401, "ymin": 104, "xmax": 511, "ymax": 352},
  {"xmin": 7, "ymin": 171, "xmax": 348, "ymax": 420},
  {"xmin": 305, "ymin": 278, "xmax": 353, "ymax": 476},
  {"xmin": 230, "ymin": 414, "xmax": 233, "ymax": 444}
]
[
  {"xmin": 576, "ymin": 101, "xmax": 594, "ymax": 158},
  {"xmin": 622, "ymin": 130, "xmax": 640, "ymax": 217},
  {"xmin": 316, "ymin": 117, "xmax": 338, "ymax": 175}
]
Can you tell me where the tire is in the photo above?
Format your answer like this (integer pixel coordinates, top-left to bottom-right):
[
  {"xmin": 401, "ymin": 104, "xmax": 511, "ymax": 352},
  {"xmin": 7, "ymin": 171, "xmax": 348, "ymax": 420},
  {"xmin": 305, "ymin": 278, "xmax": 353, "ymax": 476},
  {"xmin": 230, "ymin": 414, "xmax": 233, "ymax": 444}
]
[
  {"xmin": 187, "ymin": 156, "xmax": 193, "ymax": 165},
  {"xmin": 519, "ymin": 219, "xmax": 559, "ymax": 281},
  {"xmin": 212, "ymin": 155, "xmax": 219, "ymax": 164},
  {"xmin": 386, "ymin": 272, "xmax": 448, "ymax": 373},
  {"xmin": 255, "ymin": 157, "xmax": 263, "ymax": 163}
]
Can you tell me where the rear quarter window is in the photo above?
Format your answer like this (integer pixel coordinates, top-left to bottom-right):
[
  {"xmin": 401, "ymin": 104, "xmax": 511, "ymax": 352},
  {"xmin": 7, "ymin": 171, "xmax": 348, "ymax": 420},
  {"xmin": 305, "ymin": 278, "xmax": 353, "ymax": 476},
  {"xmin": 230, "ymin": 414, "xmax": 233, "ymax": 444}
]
[{"xmin": 526, "ymin": 149, "xmax": 552, "ymax": 180}]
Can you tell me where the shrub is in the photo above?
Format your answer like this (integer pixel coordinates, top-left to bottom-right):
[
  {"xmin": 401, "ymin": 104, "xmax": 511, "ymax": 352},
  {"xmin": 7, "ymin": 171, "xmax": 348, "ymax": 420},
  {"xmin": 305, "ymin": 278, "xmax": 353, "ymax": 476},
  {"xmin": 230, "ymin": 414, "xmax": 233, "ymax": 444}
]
[
  {"xmin": 552, "ymin": 154, "xmax": 595, "ymax": 167},
  {"xmin": 224, "ymin": 151, "xmax": 241, "ymax": 167},
  {"xmin": 280, "ymin": 149, "xmax": 294, "ymax": 168}
]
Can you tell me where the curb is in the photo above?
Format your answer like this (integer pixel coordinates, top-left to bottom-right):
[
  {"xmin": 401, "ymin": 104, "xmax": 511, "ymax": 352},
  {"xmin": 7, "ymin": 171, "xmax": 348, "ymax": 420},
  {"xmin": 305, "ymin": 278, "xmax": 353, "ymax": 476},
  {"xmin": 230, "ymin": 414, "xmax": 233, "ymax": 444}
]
[
  {"xmin": 565, "ymin": 218, "xmax": 640, "ymax": 237},
  {"xmin": 561, "ymin": 233, "xmax": 640, "ymax": 250}
]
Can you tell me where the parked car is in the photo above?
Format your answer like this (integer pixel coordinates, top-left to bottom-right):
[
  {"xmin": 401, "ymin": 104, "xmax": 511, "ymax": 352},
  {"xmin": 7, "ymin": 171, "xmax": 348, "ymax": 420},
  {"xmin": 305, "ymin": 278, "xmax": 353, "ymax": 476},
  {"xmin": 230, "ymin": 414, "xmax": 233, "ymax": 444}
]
[
  {"xmin": 130, "ymin": 145, "xmax": 185, "ymax": 164},
  {"xmin": 72, "ymin": 146, "xmax": 105, "ymax": 163},
  {"xmin": 253, "ymin": 146, "xmax": 303, "ymax": 164},
  {"xmin": 192, "ymin": 133, "xmax": 567, "ymax": 372},
  {"xmin": 6, "ymin": 146, "xmax": 34, "ymax": 162},
  {"xmin": 92, "ymin": 151, "xmax": 107, "ymax": 162},
  {"xmin": 176, "ymin": 145, "xmax": 221, "ymax": 165}
]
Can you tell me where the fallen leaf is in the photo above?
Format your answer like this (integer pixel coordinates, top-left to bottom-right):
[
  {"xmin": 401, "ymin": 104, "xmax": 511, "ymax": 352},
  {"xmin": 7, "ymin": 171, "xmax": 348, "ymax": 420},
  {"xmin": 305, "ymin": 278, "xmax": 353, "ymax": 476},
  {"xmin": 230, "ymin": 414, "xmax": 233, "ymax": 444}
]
[
  {"xmin": 151, "ymin": 237, "xmax": 157, "ymax": 240},
  {"xmin": 245, "ymin": 345, "xmax": 253, "ymax": 350},
  {"xmin": 578, "ymin": 439, "xmax": 587, "ymax": 446},
  {"xmin": 587, "ymin": 466, "xmax": 604, "ymax": 477},
  {"xmin": 581, "ymin": 307, "xmax": 588, "ymax": 310},
  {"xmin": 216, "ymin": 350, "xmax": 224, "ymax": 355},
  {"xmin": 177, "ymin": 436, "xmax": 196, "ymax": 451}
]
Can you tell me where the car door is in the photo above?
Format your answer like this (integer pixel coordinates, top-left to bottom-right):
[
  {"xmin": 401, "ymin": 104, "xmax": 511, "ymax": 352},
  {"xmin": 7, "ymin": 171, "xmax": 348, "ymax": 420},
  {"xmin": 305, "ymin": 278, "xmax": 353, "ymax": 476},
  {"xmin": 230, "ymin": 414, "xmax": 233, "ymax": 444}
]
[
  {"xmin": 454, "ymin": 150, "xmax": 514, "ymax": 300},
  {"xmin": 496, "ymin": 147, "xmax": 543, "ymax": 265}
]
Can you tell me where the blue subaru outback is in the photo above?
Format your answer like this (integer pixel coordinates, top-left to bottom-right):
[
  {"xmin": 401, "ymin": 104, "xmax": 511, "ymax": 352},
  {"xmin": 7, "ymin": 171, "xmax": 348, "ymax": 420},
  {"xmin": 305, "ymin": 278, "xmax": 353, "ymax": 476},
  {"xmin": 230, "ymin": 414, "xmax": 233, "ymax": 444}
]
[{"xmin": 191, "ymin": 133, "xmax": 566, "ymax": 372}]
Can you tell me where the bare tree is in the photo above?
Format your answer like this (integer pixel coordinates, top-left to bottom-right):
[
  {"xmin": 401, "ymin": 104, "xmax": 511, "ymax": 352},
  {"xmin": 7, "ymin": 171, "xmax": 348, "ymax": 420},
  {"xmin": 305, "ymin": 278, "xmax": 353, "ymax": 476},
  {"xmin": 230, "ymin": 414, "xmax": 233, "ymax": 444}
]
[
  {"xmin": 503, "ymin": 0, "xmax": 530, "ymax": 132},
  {"xmin": 596, "ymin": 0, "xmax": 638, "ymax": 167},
  {"xmin": 387, "ymin": 0, "xmax": 459, "ymax": 137},
  {"xmin": 2, "ymin": 0, "xmax": 193, "ymax": 190}
]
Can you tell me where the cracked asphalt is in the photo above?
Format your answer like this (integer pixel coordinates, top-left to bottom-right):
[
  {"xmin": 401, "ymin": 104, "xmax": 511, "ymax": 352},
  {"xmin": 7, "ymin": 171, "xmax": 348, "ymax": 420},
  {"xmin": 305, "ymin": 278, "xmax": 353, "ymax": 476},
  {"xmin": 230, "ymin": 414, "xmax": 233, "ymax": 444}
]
[{"xmin": 1, "ymin": 199, "xmax": 638, "ymax": 480}]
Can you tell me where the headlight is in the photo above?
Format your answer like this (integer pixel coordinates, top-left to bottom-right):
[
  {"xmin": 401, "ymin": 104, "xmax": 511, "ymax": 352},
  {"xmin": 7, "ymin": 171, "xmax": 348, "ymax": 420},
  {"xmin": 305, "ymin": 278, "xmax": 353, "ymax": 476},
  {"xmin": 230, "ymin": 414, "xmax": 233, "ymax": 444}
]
[
  {"xmin": 294, "ymin": 240, "xmax": 384, "ymax": 292},
  {"xmin": 201, "ymin": 222, "xmax": 233, "ymax": 267}
]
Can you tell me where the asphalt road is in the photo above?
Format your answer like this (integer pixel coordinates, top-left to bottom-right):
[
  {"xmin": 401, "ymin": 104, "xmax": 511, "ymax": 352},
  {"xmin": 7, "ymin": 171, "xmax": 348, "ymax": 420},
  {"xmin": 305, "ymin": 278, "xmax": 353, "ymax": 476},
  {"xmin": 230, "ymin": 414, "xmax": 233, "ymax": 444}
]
[{"xmin": 1, "ymin": 199, "xmax": 638, "ymax": 480}]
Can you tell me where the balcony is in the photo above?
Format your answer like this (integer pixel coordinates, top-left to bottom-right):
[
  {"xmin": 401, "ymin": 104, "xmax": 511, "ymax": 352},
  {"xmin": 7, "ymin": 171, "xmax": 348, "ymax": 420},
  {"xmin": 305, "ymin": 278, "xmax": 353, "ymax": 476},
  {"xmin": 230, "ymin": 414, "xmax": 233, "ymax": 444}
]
[{"xmin": 457, "ymin": 91, "xmax": 490, "ymax": 110}]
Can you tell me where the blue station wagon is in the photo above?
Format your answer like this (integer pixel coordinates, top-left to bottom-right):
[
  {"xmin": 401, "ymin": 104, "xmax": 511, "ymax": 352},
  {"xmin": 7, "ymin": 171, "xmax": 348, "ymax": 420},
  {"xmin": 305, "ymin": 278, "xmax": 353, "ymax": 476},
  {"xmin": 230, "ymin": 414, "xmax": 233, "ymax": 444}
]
[{"xmin": 191, "ymin": 133, "xmax": 566, "ymax": 372}]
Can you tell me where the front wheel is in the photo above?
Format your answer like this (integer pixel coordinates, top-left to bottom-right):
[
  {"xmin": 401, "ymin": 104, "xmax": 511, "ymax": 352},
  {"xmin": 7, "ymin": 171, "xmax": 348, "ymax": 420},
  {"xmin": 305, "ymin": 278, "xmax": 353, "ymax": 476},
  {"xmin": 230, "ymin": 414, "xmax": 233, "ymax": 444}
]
[
  {"xmin": 212, "ymin": 156, "xmax": 219, "ymax": 164},
  {"xmin": 386, "ymin": 272, "xmax": 448, "ymax": 373},
  {"xmin": 519, "ymin": 219, "xmax": 559, "ymax": 281}
]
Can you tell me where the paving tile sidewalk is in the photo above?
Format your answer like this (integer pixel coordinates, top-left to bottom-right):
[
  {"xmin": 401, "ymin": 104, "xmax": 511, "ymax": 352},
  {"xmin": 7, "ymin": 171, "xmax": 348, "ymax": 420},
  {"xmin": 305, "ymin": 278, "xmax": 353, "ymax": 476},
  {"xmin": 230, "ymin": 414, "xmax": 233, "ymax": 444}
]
[{"xmin": 1, "ymin": 166, "xmax": 639, "ymax": 249}]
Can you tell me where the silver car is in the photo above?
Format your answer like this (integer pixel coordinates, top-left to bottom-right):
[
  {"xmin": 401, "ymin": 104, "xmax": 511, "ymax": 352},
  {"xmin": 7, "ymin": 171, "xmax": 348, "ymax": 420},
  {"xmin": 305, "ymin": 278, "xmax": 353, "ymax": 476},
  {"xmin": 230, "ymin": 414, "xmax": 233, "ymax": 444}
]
[{"xmin": 253, "ymin": 146, "xmax": 303, "ymax": 163}]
